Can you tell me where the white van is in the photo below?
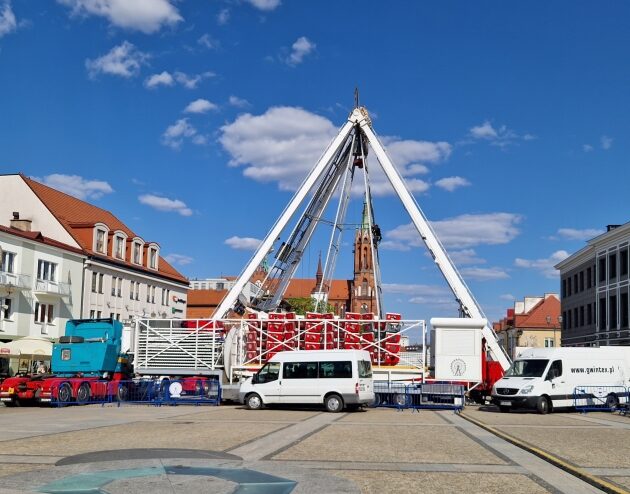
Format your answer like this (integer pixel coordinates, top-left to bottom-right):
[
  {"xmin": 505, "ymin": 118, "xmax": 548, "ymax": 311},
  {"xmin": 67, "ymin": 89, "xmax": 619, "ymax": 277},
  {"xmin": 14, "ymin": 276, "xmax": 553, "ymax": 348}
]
[
  {"xmin": 492, "ymin": 347, "xmax": 630, "ymax": 414},
  {"xmin": 239, "ymin": 350, "xmax": 374, "ymax": 412}
]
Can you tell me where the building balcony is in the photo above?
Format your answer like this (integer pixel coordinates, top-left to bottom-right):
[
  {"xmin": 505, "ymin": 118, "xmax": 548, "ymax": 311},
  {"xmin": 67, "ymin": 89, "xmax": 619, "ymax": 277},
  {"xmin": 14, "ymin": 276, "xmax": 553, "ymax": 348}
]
[
  {"xmin": 0, "ymin": 272, "xmax": 32, "ymax": 292},
  {"xmin": 33, "ymin": 279, "xmax": 70, "ymax": 297}
]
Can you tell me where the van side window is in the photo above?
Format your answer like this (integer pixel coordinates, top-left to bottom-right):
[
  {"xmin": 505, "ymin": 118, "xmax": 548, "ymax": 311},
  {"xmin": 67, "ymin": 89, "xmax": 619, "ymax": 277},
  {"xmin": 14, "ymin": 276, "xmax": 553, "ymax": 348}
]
[
  {"xmin": 358, "ymin": 360, "xmax": 372, "ymax": 378},
  {"xmin": 319, "ymin": 361, "xmax": 352, "ymax": 378},
  {"xmin": 283, "ymin": 362, "xmax": 318, "ymax": 379},
  {"xmin": 257, "ymin": 362, "xmax": 280, "ymax": 383},
  {"xmin": 546, "ymin": 360, "xmax": 562, "ymax": 380}
]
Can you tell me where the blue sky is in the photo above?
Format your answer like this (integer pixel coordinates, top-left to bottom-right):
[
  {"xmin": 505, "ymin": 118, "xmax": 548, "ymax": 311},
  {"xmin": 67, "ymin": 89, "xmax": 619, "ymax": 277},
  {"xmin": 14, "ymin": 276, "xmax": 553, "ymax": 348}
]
[{"xmin": 1, "ymin": 1, "xmax": 629, "ymax": 323}]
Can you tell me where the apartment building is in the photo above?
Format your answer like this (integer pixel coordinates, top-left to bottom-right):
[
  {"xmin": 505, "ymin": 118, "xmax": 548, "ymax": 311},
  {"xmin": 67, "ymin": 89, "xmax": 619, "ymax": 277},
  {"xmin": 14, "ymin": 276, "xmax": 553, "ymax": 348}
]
[
  {"xmin": 0, "ymin": 174, "xmax": 189, "ymax": 336},
  {"xmin": 555, "ymin": 223, "xmax": 630, "ymax": 346}
]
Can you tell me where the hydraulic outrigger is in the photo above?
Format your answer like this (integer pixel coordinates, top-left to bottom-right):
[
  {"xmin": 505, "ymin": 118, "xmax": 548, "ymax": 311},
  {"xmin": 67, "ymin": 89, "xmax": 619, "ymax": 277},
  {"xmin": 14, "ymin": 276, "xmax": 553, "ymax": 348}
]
[{"xmin": 212, "ymin": 100, "xmax": 512, "ymax": 372}]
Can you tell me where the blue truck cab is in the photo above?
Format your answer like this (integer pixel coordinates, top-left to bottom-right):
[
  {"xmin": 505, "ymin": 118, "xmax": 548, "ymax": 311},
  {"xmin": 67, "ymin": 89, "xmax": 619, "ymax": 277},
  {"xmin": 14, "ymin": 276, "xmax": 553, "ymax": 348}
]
[{"xmin": 52, "ymin": 318, "xmax": 129, "ymax": 377}]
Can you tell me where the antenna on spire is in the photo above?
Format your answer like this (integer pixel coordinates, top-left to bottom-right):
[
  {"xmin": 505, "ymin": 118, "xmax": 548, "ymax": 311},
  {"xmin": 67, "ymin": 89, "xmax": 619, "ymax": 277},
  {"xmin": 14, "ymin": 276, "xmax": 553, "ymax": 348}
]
[{"xmin": 354, "ymin": 87, "xmax": 360, "ymax": 108}]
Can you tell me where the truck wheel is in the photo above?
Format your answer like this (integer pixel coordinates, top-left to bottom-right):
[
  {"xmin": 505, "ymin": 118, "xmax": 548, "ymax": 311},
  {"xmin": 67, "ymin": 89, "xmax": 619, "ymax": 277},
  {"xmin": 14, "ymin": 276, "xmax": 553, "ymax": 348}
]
[
  {"xmin": 246, "ymin": 393, "xmax": 263, "ymax": 410},
  {"xmin": 116, "ymin": 384, "xmax": 129, "ymax": 402},
  {"xmin": 499, "ymin": 406, "xmax": 510, "ymax": 413},
  {"xmin": 605, "ymin": 394, "xmax": 619, "ymax": 409},
  {"xmin": 536, "ymin": 396, "xmax": 551, "ymax": 415},
  {"xmin": 76, "ymin": 383, "xmax": 91, "ymax": 404},
  {"xmin": 324, "ymin": 393, "xmax": 344, "ymax": 413},
  {"xmin": 394, "ymin": 393, "xmax": 407, "ymax": 407},
  {"xmin": 57, "ymin": 383, "xmax": 73, "ymax": 404}
]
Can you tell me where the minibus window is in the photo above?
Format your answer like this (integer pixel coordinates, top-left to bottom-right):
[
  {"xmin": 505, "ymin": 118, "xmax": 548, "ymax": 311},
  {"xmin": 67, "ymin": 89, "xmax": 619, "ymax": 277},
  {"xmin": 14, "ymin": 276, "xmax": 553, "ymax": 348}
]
[
  {"xmin": 358, "ymin": 360, "xmax": 372, "ymax": 378},
  {"xmin": 283, "ymin": 362, "xmax": 318, "ymax": 379},
  {"xmin": 505, "ymin": 359, "xmax": 549, "ymax": 377},
  {"xmin": 546, "ymin": 360, "xmax": 562, "ymax": 380},
  {"xmin": 319, "ymin": 361, "xmax": 352, "ymax": 378},
  {"xmin": 257, "ymin": 362, "xmax": 280, "ymax": 383}
]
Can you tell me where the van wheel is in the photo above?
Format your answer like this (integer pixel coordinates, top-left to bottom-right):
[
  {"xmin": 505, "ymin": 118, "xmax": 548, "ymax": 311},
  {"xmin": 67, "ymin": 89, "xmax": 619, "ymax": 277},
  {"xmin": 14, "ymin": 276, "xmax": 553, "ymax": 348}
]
[
  {"xmin": 325, "ymin": 393, "xmax": 344, "ymax": 413},
  {"xmin": 536, "ymin": 396, "xmax": 551, "ymax": 415},
  {"xmin": 605, "ymin": 394, "xmax": 619, "ymax": 409},
  {"xmin": 499, "ymin": 406, "xmax": 510, "ymax": 413},
  {"xmin": 246, "ymin": 393, "xmax": 263, "ymax": 410}
]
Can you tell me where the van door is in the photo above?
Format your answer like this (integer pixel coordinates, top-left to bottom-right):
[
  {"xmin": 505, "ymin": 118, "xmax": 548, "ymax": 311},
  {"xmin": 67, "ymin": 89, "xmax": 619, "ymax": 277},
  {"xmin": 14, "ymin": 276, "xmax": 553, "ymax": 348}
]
[
  {"xmin": 357, "ymin": 359, "xmax": 374, "ymax": 401},
  {"xmin": 253, "ymin": 362, "xmax": 281, "ymax": 404},
  {"xmin": 280, "ymin": 361, "xmax": 320, "ymax": 404},
  {"xmin": 545, "ymin": 360, "xmax": 571, "ymax": 407}
]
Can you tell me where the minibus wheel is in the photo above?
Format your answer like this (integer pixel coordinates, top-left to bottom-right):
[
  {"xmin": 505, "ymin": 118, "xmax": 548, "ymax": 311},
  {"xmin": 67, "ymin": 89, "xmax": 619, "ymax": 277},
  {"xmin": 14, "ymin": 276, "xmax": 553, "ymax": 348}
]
[
  {"xmin": 536, "ymin": 396, "xmax": 551, "ymax": 414},
  {"xmin": 324, "ymin": 393, "xmax": 344, "ymax": 413},
  {"xmin": 246, "ymin": 393, "xmax": 263, "ymax": 410}
]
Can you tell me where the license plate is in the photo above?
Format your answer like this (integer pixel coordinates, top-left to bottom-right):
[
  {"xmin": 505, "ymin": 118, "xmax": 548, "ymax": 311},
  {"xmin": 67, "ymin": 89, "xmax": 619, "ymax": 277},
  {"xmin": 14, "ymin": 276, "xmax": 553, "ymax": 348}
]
[{"xmin": 500, "ymin": 401, "xmax": 511, "ymax": 406}]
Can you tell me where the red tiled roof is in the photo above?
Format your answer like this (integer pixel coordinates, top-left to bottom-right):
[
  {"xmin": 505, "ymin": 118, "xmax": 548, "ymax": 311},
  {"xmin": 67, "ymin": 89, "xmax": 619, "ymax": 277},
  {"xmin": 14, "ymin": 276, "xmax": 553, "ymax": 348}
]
[
  {"xmin": 283, "ymin": 278, "xmax": 351, "ymax": 301},
  {"xmin": 21, "ymin": 175, "xmax": 187, "ymax": 284},
  {"xmin": 515, "ymin": 295, "xmax": 561, "ymax": 329}
]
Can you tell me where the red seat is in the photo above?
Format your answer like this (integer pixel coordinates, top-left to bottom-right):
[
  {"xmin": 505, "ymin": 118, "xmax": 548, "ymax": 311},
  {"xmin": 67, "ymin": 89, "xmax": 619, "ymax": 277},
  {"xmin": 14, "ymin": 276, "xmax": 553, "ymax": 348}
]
[{"xmin": 304, "ymin": 342, "xmax": 321, "ymax": 351}]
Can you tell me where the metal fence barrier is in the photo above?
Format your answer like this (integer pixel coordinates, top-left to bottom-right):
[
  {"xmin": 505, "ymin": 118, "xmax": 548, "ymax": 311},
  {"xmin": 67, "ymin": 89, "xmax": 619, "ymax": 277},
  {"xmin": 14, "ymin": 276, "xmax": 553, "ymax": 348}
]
[
  {"xmin": 371, "ymin": 382, "xmax": 465, "ymax": 411},
  {"xmin": 573, "ymin": 385, "xmax": 628, "ymax": 413},
  {"xmin": 48, "ymin": 378, "xmax": 221, "ymax": 407}
]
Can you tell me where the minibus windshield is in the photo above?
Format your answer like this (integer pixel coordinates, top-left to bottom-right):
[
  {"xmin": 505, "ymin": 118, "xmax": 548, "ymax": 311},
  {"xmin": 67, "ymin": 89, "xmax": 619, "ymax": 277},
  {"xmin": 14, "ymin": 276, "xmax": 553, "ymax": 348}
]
[{"xmin": 505, "ymin": 359, "xmax": 549, "ymax": 377}]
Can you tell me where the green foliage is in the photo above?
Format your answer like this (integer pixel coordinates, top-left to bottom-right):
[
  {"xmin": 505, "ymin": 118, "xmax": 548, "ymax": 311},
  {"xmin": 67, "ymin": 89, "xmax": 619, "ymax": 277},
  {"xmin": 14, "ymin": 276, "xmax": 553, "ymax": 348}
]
[{"xmin": 286, "ymin": 297, "xmax": 335, "ymax": 315}]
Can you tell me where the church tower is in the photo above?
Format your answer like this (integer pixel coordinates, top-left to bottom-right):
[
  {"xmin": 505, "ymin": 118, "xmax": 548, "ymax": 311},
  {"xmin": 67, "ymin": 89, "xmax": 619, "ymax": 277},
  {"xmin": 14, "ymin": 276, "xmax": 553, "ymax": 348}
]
[{"xmin": 351, "ymin": 203, "xmax": 377, "ymax": 314}]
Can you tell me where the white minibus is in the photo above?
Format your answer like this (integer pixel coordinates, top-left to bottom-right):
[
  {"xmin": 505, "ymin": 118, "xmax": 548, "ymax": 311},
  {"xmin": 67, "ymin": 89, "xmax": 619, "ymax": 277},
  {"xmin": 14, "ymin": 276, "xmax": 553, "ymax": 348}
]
[
  {"xmin": 492, "ymin": 347, "xmax": 630, "ymax": 414},
  {"xmin": 239, "ymin": 350, "xmax": 374, "ymax": 412}
]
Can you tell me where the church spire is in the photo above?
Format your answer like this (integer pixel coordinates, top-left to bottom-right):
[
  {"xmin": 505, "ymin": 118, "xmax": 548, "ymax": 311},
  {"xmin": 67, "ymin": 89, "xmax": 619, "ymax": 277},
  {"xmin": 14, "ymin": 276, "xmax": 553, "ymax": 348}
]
[
  {"xmin": 315, "ymin": 252, "xmax": 323, "ymax": 285},
  {"xmin": 361, "ymin": 201, "xmax": 370, "ymax": 231}
]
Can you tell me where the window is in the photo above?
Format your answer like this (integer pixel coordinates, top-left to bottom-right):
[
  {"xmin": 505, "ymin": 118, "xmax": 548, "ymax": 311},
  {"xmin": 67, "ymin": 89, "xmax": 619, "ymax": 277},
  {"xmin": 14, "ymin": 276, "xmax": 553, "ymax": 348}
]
[
  {"xmin": 37, "ymin": 260, "xmax": 56, "ymax": 281},
  {"xmin": 579, "ymin": 271, "xmax": 584, "ymax": 292},
  {"xmin": 151, "ymin": 286, "xmax": 155, "ymax": 303},
  {"xmin": 319, "ymin": 361, "xmax": 352, "ymax": 378},
  {"xmin": 562, "ymin": 311, "xmax": 567, "ymax": 330},
  {"xmin": 567, "ymin": 310, "xmax": 572, "ymax": 329},
  {"xmin": 587, "ymin": 304, "xmax": 592, "ymax": 325},
  {"xmin": 621, "ymin": 293, "xmax": 629, "ymax": 328},
  {"xmin": 90, "ymin": 310, "xmax": 95, "ymax": 318},
  {"xmin": 96, "ymin": 310, "xmax": 102, "ymax": 318},
  {"xmin": 256, "ymin": 362, "xmax": 280, "ymax": 383},
  {"xmin": 117, "ymin": 277, "xmax": 122, "ymax": 297},
  {"xmin": 166, "ymin": 289, "xmax": 170, "ymax": 306},
  {"xmin": 111, "ymin": 277, "xmax": 118, "ymax": 296},
  {"xmin": 587, "ymin": 267, "xmax": 592, "ymax": 289},
  {"xmin": 610, "ymin": 295, "xmax": 618, "ymax": 329},
  {"xmin": 573, "ymin": 274, "xmax": 578, "ymax": 294},
  {"xmin": 1, "ymin": 297, "xmax": 12, "ymax": 319},
  {"xmin": 561, "ymin": 279, "xmax": 566, "ymax": 298},
  {"xmin": 95, "ymin": 229, "xmax": 106, "ymax": 253},
  {"xmin": 116, "ymin": 313, "xmax": 120, "ymax": 321},
  {"xmin": 135, "ymin": 282, "xmax": 140, "ymax": 301},
  {"xmin": 599, "ymin": 258, "xmax": 606, "ymax": 283},
  {"xmin": 34, "ymin": 302, "xmax": 54, "ymax": 324},
  {"xmin": 567, "ymin": 278, "xmax": 572, "ymax": 296},
  {"xmin": 1, "ymin": 251, "xmax": 15, "ymax": 273},
  {"xmin": 147, "ymin": 285, "xmax": 151, "ymax": 303},
  {"xmin": 579, "ymin": 306, "xmax": 584, "ymax": 326},
  {"xmin": 283, "ymin": 361, "xmax": 318, "ymax": 379},
  {"xmin": 599, "ymin": 297, "xmax": 607, "ymax": 330},
  {"xmin": 91, "ymin": 272, "xmax": 98, "ymax": 293},
  {"xmin": 149, "ymin": 248, "xmax": 158, "ymax": 269},
  {"xmin": 98, "ymin": 273, "xmax": 104, "ymax": 294},
  {"xmin": 133, "ymin": 243, "xmax": 142, "ymax": 264},
  {"xmin": 609, "ymin": 253, "xmax": 617, "ymax": 280},
  {"xmin": 216, "ymin": 283, "xmax": 224, "ymax": 290},
  {"xmin": 358, "ymin": 360, "xmax": 372, "ymax": 378},
  {"xmin": 130, "ymin": 281, "xmax": 135, "ymax": 300},
  {"xmin": 544, "ymin": 337, "xmax": 555, "ymax": 348},
  {"xmin": 114, "ymin": 236, "xmax": 124, "ymax": 259},
  {"xmin": 362, "ymin": 279, "xmax": 368, "ymax": 297},
  {"xmin": 546, "ymin": 360, "xmax": 562, "ymax": 379},
  {"xmin": 621, "ymin": 249, "xmax": 629, "ymax": 277}
]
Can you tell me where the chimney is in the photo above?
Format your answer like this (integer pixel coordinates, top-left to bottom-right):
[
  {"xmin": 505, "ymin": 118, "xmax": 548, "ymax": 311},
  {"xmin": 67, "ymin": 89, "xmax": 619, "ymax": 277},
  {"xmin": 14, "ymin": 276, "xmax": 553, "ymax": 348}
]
[
  {"xmin": 10, "ymin": 212, "xmax": 32, "ymax": 232},
  {"xmin": 606, "ymin": 224, "xmax": 620, "ymax": 232}
]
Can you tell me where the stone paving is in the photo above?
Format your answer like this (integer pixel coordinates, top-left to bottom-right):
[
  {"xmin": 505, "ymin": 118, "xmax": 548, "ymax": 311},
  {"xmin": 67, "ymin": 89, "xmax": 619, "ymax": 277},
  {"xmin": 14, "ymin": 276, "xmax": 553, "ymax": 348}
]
[{"xmin": 0, "ymin": 403, "xmax": 625, "ymax": 493}]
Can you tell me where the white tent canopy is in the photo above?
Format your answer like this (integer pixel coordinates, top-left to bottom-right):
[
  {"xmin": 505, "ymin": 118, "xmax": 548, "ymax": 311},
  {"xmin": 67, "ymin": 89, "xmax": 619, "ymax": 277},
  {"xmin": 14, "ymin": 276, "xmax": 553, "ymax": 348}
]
[{"xmin": 0, "ymin": 337, "xmax": 53, "ymax": 358}]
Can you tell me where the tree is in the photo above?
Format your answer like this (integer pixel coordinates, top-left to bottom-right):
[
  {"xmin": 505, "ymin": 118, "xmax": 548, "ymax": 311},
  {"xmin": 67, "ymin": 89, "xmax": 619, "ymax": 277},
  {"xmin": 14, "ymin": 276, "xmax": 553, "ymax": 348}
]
[{"xmin": 285, "ymin": 297, "xmax": 335, "ymax": 315}]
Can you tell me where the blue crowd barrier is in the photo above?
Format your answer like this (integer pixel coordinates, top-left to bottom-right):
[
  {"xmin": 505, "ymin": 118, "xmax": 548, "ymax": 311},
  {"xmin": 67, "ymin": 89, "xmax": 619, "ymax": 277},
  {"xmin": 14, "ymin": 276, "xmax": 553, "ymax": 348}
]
[{"xmin": 573, "ymin": 385, "xmax": 628, "ymax": 413}]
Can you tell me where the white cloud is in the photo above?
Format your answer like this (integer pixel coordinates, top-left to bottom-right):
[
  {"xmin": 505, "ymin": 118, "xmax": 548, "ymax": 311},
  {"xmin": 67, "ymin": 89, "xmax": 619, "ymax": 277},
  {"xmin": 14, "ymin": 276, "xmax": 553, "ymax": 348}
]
[
  {"xmin": 85, "ymin": 41, "xmax": 148, "ymax": 78},
  {"xmin": 217, "ymin": 8, "xmax": 230, "ymax": 25},
  {"xmin": 161, "ymin": 118, "xmax": 205, "ymax": 149},
  {"xmin": 468, "ymin": 120, "xmax": 530, "ymax": 148},
  {"xmin": 601, "ymin": 135, "xmax": 613, "ymax": 150},
  {"xmin": 583, "ymin": 144, "xmax": 593, "ymax": 152},
  {"xmin": 164, "ymin": 253, "xmax": 193, "ymax": 265},
  {"xmin": 0, "ymin": 0, "xmax": 17, "ymax": 38},
  {"xmin": 514, "ymin": 250, "xmax": 569, "ymax": 278},
  {"xmin": 144, "ymin": 71, "xmax": 174, "ymax": 88},
  {"xmin": 500, "ymin": 294, "xmax": 515, "ymax": 301},
  {"xmin": 286, "ymin": 36, "xmax": 315, "ymax": 66},
  {"xmin": 138, "ymin": 194, "xmax": 192, "ymax": 216},
  {"xmin": 197, "ymin": 33, "xmax": 218, "ymax": 50},
  {"xmin": 383, "ymin": 283, "xmax": 456, "ymax": 308},
  {"xmin": 448, "ymin": 249, "xmax": 486, "ymax": 266},
  {"xmin": 229, "ymin": 95, "xmax": 250, "ymax": 108},
  {"xmin": 382, "ymin": 213, "xmax": 522, "ymax": 251},
  {"xmin": 219, "ymin": 106, "xmax": 451, "ymax": 194},
  {"xmin": 184, "ymin": 98, "xmax": 218, "ymax": 114},
  {"xmin": 556, "ymin": 227, "xmax": 603, "ymax": 241},
  {"xmin": 246, "ymin": 0, "xmax": 281, "ymax": 11},
  {"xmin": 174, "ymin": 70, "xmax": 215, "ymax": 89},
  {"xmin": 58, "ymin": 0, "xmax": 182, "ymax": 34},
  {"xmin": 35, "ymin": 174, "xmax": 114, "ymax": 200},
  {"xmin": 459, "ymin": 267, "xmax": 509, "ymax": 281},
  {"xmin": 435, "ymin": 176, "xmax": 471, "ymax": 192},
  {"xmin": 225, "ymin": 236, "xmax": 262, "ymax": 251}
]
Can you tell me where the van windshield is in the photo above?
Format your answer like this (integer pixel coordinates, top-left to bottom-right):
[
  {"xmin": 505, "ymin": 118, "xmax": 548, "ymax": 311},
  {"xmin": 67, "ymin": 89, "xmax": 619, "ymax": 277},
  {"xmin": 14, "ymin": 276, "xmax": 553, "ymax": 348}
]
[
  {"xmin": 505, "ymin": 359, "xmax": 549, "ymax": 377},
  {"xmin": 358, "ymin": 360, "xmax": 372, "ymax": 378}
]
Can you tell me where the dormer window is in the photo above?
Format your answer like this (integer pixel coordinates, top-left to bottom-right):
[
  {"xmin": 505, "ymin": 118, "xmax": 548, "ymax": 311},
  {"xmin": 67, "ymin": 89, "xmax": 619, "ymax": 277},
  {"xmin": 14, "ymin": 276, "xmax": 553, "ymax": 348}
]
[
  {"xmin": 112, "ymin": 232, "xmax": 127, "ymax": 260},
  {"xmin": 149, "ymin": 247, "xmax": 158, "ymax": 270},
  {"xmin": 131, "ymin": 239, "xmax": 144, "ymax": 265},
  {"xmin": 95, "ymin": 229, "xmax": 106, "ymax": 253}
]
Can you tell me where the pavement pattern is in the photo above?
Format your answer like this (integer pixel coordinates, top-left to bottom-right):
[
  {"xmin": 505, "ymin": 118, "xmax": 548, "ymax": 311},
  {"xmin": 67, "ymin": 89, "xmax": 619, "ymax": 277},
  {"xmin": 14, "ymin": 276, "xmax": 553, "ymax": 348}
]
[{"xmin": 0, "ymin": 403, "xmax": 626, "ymax": 493}]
